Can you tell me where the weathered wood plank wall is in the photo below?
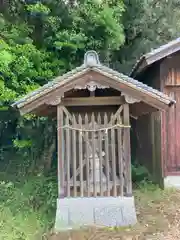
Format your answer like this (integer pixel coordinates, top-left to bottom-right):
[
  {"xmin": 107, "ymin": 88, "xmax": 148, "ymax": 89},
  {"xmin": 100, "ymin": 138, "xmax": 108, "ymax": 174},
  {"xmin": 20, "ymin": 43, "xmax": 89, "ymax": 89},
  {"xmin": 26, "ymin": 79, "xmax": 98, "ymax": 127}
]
[
  {"xmin": 160, "ymin": 52, "xmax": 180, "ymax": 175},
  {"xmin": 134, "ymin": 64, "xmax": 163, "ymax": 185},
  {"xmin": 135, "ymin": 52, "xmax": 180, "ymax": 181}
]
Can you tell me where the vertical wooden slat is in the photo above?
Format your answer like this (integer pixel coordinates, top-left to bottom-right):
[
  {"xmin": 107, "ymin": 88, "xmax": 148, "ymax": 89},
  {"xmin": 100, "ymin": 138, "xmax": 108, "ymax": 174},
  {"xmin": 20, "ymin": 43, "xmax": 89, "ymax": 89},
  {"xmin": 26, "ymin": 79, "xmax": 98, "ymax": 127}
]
[
  {"xmin": 65, "ymin": 114, "xmax": 70, "ymax": 197},
  {"xmin": 104, "ymin": 113, "xmax": 110, "ymax": 196},
  {"xmin": 91, "ymin": 112, "xmax": 97, "ymax": 197},
  {"xmin": 122, "ymin": 115, "xmax": 127, "ymax": 195},
  {"xmin": 123, "ymin": 104, "xmax": 132, "ymax": 196},
  {"xmin": 85, "ymin": 114, "xmax": 90, "ymax": 197},
  {"xmin": 111, "ymin": 115, "xmax": 117, "ymax": 197},
  {"xmin": 98, "ymin": 113, "xmax": 103, "ymax": 196},
  {"xmin": 72, "ymin": 114, "xmax": 77, "ymax": 197},
  {"xmin": 117, "ymin": 114, "xmax": 123, "ymax": 196},
  {"xmin": 151, "ymin": 113, "xmax": 156, "ymax": 180},
  {"xmin": 111, "ymin": 105, "xmax": 123, "ymax": 124},
  {"xmin": 57, "ymin": 105, "xmax": 65, "ymax": 198},
  {"xmin": 78, "ymin": 114, "xmax": 83, "ymax": 197}
]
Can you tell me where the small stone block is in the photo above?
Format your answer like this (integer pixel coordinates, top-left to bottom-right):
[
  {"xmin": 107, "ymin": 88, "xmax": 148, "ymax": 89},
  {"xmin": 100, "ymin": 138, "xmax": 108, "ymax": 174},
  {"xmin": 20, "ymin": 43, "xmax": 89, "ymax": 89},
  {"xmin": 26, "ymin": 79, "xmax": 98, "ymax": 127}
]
[
  {"xmin": 94, "ymin": 206, "xmax": 123, "ymax": 227},
  {"xmin": 54, "ymin": 199, "xmax": 69, "ymax": 231},
  {"xmin": 121, "ymin": 204, "xmax": 137, "ymax": 226},
  {"xmin": 69, "ymin": 205, "xmax": 94, "ymax": 227}
]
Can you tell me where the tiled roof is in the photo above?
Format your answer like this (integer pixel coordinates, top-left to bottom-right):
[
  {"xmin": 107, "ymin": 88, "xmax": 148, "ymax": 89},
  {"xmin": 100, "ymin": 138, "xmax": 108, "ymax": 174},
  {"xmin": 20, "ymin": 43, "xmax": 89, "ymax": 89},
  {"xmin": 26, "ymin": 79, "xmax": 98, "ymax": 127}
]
[
  {"xmin": 12, "ymin": 50, "xmax": 175, "ymax": 109},
  {"xmin": 131, "ymin": 37, "xmax": 180, "ymax": 77},
  {"xmin": 95, "ymin": 64, "xmax": 175, "ymax": 104},
  {"xmin": 12, "ymin": 65, "xmax": 87, "ymax": 108}
]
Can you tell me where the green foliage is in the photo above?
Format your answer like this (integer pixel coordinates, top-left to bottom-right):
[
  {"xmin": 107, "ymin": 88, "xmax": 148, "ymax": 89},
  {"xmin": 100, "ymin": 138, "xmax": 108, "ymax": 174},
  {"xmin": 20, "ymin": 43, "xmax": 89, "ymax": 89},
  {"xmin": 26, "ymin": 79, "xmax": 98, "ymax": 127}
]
[
  {"xmin": 0, "ymin": 80, "xmax": 16, "ymax": 103},
  {"xmin": 132, "ymin": 164, "xmax": 150, "ymax": 183},
  {"xmin": 71, "ymin": 0, "xmax": 125, "ymax": 50},
  {"xmin": 0, "ymin": 175, "xmax": 57, "ymax": 212},
  {"xmin": 0, "ymin": 175, "xmax": 57, "ymax": 239},
  {"xmin": 0, "ymin": 207, "xmax": 44, "ymax": 240},
  {"xmin": 27, "ymin": 2, "xmax": 51, "ymax": 15},
  {"xmin": 117, "ymin": 0, "xmax": 180, "ymax": 73},
  {"xmin": 0, "ymin": 0, "xmax": 125, "ymax": 173},
  {"xmin": 13, "ymin": 139, "xmax": 32, "ymax": 148}
]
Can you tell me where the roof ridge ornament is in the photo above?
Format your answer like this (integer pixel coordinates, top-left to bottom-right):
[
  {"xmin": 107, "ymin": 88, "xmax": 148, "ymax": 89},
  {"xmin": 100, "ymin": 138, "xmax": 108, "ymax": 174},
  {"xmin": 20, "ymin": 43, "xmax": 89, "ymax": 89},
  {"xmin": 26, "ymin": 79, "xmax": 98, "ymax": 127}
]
[{"xmin": 84, "ymin": 50, "xmax": 100, "ymax": 67}]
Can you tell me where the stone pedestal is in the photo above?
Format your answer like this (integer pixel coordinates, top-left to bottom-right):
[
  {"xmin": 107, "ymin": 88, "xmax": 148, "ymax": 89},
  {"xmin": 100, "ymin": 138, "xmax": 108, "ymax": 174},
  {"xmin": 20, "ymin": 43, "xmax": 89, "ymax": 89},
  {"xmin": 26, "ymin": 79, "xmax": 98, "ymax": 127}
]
[{"xmin": 54, "ymin": 196, "xmax": 137, "ymax": 231}]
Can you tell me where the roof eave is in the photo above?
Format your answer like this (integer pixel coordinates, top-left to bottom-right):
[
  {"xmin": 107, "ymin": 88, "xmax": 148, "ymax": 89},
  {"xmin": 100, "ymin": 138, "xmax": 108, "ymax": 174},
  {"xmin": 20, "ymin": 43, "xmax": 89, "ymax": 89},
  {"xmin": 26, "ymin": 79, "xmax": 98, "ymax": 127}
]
[
  {"xmin": 11, "ymin": 66, "xmax": 90, "ymax": 110},
  {"xmin": 130, "ymin": 57, "xmax": 148, "ymax": 78},
  {"xmin": 145, "ymin": 41, "xmax": 180, "ymax": 65},
  {"xmin": 93, "ymin": 67, "xmax": 174, "ymax": 108},
  {"xmin": 11, "ymin": 49, "xmax": 175, "ymax": 116},
  {"xmin": 131, "ymin": 38, "xmax": 180, "ymax": 78}
]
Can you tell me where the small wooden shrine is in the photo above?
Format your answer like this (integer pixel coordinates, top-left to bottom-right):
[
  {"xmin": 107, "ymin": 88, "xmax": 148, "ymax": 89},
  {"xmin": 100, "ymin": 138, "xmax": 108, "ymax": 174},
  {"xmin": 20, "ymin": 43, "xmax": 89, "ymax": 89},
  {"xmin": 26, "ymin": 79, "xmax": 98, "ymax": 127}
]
[{"xmin": 12, "ymin": 51, "xmax": 174, "ymax": 230}]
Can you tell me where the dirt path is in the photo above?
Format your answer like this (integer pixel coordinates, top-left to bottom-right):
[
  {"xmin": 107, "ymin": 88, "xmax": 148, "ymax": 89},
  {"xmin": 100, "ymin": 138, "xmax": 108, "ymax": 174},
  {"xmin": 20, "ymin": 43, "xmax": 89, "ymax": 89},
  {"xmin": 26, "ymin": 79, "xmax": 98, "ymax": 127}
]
[{"xmin": 46, "ymin": 187, "xmax": 180, "ymax": 240}]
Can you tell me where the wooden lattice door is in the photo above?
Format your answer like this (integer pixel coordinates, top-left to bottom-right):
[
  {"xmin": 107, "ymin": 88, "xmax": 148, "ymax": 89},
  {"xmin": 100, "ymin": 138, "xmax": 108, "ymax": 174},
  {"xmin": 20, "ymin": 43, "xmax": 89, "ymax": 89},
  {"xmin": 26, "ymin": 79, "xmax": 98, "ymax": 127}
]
[{"xmin": 57, "ymin": 105, "xmax": 131, "ymax": 198}]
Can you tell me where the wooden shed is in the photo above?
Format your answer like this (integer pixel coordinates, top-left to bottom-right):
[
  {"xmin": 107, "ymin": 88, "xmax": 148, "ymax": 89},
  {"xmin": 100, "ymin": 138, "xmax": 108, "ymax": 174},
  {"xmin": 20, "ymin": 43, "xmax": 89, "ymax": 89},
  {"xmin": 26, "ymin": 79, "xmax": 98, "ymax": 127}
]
[
  {"xmin": 12, "ymin": 51, "xmax": 174, "ymax": 230},
  {"xmin": 130, "ymin": 38, "xmax": 180, "ymax": 188}
]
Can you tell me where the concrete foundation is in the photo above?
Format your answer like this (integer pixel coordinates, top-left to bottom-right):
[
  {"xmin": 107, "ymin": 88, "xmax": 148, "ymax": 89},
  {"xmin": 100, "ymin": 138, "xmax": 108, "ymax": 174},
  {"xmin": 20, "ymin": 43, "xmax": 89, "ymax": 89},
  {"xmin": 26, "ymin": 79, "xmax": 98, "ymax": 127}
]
[
  {"xmin": 54, "ymin": 196, "xmax": 137, "ymax": 231},
  {"xmin": 164, "ymin": 176, "xmax": 180, "ymax": 188}
]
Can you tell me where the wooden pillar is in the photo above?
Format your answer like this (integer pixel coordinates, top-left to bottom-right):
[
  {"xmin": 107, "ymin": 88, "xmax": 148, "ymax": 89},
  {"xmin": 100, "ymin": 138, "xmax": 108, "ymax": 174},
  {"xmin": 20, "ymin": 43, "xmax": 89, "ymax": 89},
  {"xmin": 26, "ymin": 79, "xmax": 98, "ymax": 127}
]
[
  {"xmin": 123, "ymin": 103, "xmax": 132, "ymax": 196},
  {"xmin": 57, "ymin": 104, "xmax": 65, "ymax": 198}
]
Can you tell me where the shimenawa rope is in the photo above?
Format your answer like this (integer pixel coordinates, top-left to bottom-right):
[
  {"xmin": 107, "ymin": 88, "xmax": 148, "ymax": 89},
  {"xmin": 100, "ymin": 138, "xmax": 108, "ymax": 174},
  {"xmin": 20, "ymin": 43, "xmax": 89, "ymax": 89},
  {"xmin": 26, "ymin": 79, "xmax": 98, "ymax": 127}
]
[{"xmin": 57, "ymin": 124, "xmax": 130, "ymax": 132}]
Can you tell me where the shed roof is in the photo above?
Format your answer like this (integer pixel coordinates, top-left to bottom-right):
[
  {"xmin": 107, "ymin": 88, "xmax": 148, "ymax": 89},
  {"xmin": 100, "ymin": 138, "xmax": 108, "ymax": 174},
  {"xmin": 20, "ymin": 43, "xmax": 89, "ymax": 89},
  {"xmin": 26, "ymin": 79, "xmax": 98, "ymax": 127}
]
[
  {"xmin": 130, "ymin": 37, "xmax": 180, "ymax": 77},
  {"xmin": 12, "ymin": 51, "xmax": 175, "ymax": 115}
]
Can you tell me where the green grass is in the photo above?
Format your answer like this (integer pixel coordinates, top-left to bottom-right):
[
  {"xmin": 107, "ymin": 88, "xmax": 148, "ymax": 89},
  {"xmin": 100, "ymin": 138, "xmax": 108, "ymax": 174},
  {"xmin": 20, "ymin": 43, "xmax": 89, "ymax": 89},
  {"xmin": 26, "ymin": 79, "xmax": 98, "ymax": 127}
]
[
  {"xmin": 0, "ymin": 207, "xmax": 44, "ymax": 240},
  {"xmin": 0, "ymin": 174, "xmax": 57, "ymax": 240}
]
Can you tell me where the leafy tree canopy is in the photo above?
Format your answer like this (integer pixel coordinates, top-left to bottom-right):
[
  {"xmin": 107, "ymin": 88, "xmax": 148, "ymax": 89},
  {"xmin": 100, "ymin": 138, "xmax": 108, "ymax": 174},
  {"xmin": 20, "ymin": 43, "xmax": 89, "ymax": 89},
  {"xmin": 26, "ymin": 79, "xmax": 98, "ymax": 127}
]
[
  {"xmin": 117, "ymin": 0, "xmax": 180, "ymax": 73},
  {"xmin": 0, "ymin": 0, "xmax": 125, "ymax": 172},
  {"xmin": 0, "ymin": 0, "xmax": 125, "ymax": 104}
]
